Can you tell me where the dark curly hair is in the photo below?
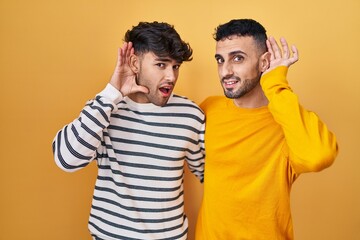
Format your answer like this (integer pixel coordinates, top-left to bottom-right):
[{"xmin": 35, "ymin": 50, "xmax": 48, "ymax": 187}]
[
  {"xmin": 214, "ymin": 19, "xmax": 268, "ymax": 53},
  {"xmin": 124, "ymin": 21, "xmax": 193, "ymax": 63}
]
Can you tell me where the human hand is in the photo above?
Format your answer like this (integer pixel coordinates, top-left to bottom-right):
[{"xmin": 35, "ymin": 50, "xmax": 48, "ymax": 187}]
[
  {"xmin": 264, "ymin": 37, "xmax": 299, "ymax": 74},
  {"xmin": 109, "ymin": 42, "xmax": 149, "ymax": 96}
]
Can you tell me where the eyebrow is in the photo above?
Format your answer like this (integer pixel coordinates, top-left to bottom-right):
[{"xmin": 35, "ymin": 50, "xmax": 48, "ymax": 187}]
[
  {"xmin": 155, "ymin": 57, "xmax": 172, "ymax": 62},
  {"xmin": 215, "ymin": 50, "xmax": 247, "ymax": 59},
  {"xmin": 155, "ymin": 57, "xmax": 182, "ymax": 64}
]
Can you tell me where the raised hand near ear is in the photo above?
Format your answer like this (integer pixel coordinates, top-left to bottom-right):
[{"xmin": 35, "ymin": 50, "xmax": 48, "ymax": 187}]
[
  {"xmin": 109, "ymin": 42, "xmax": 149, "ymax": 96},
  {"xmin": 264, "ymin": 37, "xmax": 299, "ymax": 75}
]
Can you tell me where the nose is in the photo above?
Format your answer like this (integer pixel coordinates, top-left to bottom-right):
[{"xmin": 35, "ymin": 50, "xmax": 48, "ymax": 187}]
[
  {"xmin": 220, "ymin": 61, "xmax": 234, "ymax": 79},
  {"xmin": 165, "ymin": 68, "xmax": 177, "ymax": 82}
]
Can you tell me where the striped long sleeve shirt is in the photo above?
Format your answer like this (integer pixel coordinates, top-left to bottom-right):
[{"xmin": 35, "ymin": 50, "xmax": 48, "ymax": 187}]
[{"xmin": 53, "ymin": 84, "xmax": 205, "ymax": 240}]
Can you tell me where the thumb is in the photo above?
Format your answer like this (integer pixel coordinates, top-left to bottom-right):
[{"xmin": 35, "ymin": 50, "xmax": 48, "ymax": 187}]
[{"xmin": 132, "ymin": 85, "xmax": 149, "ymax": 94}]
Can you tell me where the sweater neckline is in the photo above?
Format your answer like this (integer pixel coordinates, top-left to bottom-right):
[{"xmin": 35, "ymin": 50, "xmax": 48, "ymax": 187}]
[
  {"xmin": 226, "ymin": 98, "xmax": 269, "ymax": 114},
  {"xmin": 124, "ymin": 95, "xmax": 173, "ymax": 111}
]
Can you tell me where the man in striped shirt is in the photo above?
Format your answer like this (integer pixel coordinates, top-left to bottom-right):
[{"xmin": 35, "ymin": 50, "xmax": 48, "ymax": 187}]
[{"xmin": 53, "ymin": 21, "xmax": 205, "ymax": 240}]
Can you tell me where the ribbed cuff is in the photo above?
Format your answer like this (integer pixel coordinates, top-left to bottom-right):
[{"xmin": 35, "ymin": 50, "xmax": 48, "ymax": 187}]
[
  {"xmin": 97, "ymin": 83, "xmax": 123, "ymax": 104},
  {"xmin": 260, "ymin": 66, "xmax": 288, "ymax": 88}
]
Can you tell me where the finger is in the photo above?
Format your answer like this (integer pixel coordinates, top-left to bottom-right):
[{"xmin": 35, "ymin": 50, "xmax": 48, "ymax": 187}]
[
  {"xmin": 280, "ymin": 37, "xmax": 290, "ymax": 59},
  {"xmin": 290, "ymin": 45, "xmax": 299, "ymax": 63},
  {"xmin": 119, "ymin": 43, "xmax": 128, "ymax": 65},
  {"xmin": 120, "ymin": 42, "xmax": 127, "ymax": 51},
  {"xmin": 117, "ymin": 47, "xmax": 123, "ymax": 66},
  {"xmin": 124, "ymin": 42, "xmax": 134, "ymax": 65},
  {"xmin": 125, "ymin": 42, "xmax": 131, "ymax": 58},
  {"xmin": 127, "ymin": 41, "xmax": 133, "ymax": 50},
  {"xmin": 269, "ymin": 36, "xmax": 282, "ymax": 59},
  {"xmin": 133, "ymin": 85, "xmax": 150, "ymax": 94},
  {"xmin": 266, "ymin": 39, "xmax": 275, "ymax": 61}
]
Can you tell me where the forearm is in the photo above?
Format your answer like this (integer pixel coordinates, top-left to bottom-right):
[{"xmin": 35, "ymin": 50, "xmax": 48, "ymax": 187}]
[
  {"xmin": 186, "ymin": 148, "xmax": 205, "ymax": 183},
  {"xmin": 52, "ymin": 84, "xmax": 123, "ymax": 172},
  {"xmin": 261, "ymin": 66, "xmax": 338, "ymax": 173},
  {"xmin": 185, "ymin": 123, "xmax": 205, "ymax": 183}
]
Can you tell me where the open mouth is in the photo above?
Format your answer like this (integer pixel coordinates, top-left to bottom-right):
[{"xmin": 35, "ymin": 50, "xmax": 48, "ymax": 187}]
[
  {"xmin": 223, "ymin": 80, "xmax": 239, "ymax": 88},
  {"xmin": 159, "ymin": 86, "xmax": 173, "ymax": 96}
]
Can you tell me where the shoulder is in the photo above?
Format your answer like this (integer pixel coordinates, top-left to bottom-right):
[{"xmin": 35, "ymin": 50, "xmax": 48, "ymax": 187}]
[
  {"xmin": 170, "ymin": 94, "xmax": 201, "ymax": 109},
  {"xmin": 200, "ymin": 96, "xmax": 226, "ymax": 112},
  {"xmin": 168, "ymin": 94, "xmax": 204, "ymax": 114}
]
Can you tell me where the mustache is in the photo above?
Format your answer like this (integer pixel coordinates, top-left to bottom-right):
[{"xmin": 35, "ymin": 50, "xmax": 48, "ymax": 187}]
[
  {"xmin": 222, "ymin": 75, "xmax": 241, "ymax": 82},
  {"xmin": 160, "ymin": 81, "xmax": 175, "ymax": 87}
]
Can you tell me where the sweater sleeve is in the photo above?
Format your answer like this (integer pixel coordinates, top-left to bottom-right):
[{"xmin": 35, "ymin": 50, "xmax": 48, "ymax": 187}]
[
  {"xmin": 260, "ymin": 66, "xmax": 338, "ymax": 174},
  {"xmin": 185, "ymin": 116, "xmax": 205, "ymax": 183},
  {"xmin": 52, "ymin": 84, "xmax": 123, "ymax": 172}
]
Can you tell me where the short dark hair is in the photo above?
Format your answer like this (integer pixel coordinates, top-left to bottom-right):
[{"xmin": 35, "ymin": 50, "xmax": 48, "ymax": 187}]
[
  {"xmin": 124, "ymin": 21, "xmax": 193, "ymax": 63},
  {"xmin": 214, "ymin": 19, "xmax": 267, "ymax": 53}
]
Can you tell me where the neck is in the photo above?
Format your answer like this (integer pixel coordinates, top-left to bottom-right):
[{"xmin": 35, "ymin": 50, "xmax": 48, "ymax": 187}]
[
  {"xmin": 128, "ymin": 92, "xmax": 149, "ymax": 104},
  {"xmin": 233, "ymin": 84, "xmax": 268, "ymax": 108}
]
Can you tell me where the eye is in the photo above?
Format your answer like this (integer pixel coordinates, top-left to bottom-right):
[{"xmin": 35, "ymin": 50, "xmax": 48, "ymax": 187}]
[
  {"xmin": 173, "ymin": 64, "xmax": 181, "ymax": 70},
  {"xmin": 233, "ymin": 55, "xmax": 244, "ymax": 62},
  {"xmin": 215, "ymin": 57, "xmax": 224, "ymax": 64},
  {"xmin": 156, "ymin": 63, "xmax": 166, "ymax": 68}
]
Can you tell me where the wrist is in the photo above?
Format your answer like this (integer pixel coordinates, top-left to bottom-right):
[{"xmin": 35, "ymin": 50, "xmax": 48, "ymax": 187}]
[{"xmin": 98, "ymin": 83, "xmax": 124, "ymax": 104}]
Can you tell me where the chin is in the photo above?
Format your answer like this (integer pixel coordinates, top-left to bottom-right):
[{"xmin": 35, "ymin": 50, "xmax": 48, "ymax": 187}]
[
  {"xmin": 152, "ymin": 98, "xmax": 169, "ymax": 107},
  {"xmin": 224, "ymin": 90, "xmax": 238, "ymax": 99}
]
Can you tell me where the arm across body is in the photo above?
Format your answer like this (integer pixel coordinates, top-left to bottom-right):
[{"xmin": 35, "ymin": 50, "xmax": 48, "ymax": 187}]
[
  {"xmin": 52, "ymin": 84, "xmax": 123, "ymax": 172},
  {"xmin": 185, "ymin": 118, "xmax": 205, "ymax": 183},
  {"xmin": 53, "ymin": 42, "xmax": 148, "ymax": 172},
  {"xmin": 261, "ymin": 66, "xmax": 338, "ymax": 174}
]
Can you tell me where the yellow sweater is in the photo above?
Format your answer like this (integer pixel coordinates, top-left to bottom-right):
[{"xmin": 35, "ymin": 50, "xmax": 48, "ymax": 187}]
[{"xmin": 195, "ymin": 66, "xmax": 338, "ymax": 240}]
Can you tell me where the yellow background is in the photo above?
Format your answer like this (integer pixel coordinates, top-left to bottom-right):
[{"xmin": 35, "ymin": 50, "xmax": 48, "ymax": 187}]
[{"xmin": 1, "ymin": 0, "xmax": 359, "ymax": 239}]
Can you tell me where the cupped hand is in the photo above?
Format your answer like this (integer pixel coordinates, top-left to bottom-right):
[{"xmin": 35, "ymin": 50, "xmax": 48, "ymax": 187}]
[
  {"xmin": 264, "ymin": 37, "xmax": 299, "ymax": 74},
  {"xmin": 109, "ymin": 42, "xmax": 149, "ymax": 96}
]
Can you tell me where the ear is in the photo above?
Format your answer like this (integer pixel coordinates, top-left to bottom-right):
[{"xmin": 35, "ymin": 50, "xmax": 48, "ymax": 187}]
[
  {"xmin": 259, "ymin": 51, "xmax": 271, "ymax": 73},
  {"xmin": 129, "ymin": 54, "xmax": 140, "ymax": 73}
]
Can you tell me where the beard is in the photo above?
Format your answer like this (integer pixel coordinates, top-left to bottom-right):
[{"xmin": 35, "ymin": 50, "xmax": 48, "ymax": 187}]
[{"xmin": 222, "ymin": 75, "xmax": 261, "ymax": 99}]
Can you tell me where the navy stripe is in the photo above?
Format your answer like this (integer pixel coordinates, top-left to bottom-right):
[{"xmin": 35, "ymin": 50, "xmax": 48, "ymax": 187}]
[
  {"xmin": 186, "ymin": 160, "xmax": 205, "ymax": 169},
  {"xmin": 90, "ymin": 213, "xmax": 184, "ymax": 233},
  {"xmin": 98, "ymin": 165, "xmax": 183, "ymax": 181},
  {"xmin": 95, "ymin": 95, "xmax": 115, "ymax": 110},
  {"xmin": 97, "ymin": 176, "xmax": 181, "ymax": 192},
  {"xmin": 71, "ymin": 125, "xmax": 97, "ymax": 151},
  {"xmin": 107, "ymin": 125, "xmax": 199, "ymax": 144},
  {"xmin": 186, "ymin": 154, "xmax": 205, "ymax": 162},
  {"xmin": 96, "ymin": 153, "xmax": 183, "ymax": 171},
  {"xmin": 91, "ymin": 204, "xmax": 184, "ymax": 223},
  {"xmin": 113, "ymin": 159, "xmax": 183, "ymax": 171},
  {"xmin": 110, "ymin": 115, "xmax": 201, "ymax": 134},
  {"xmin": 82, "ymin": 109, "xmax": 106, "ymax": 129},
  {"xmin": 89, "ymin": 105, "xmax": 110, "ymax": 123},
  {"xmin": 64, "ymin": 126, "xmax": 93, "ymax": 160},
  {"xmin": 89, "ymin": 221, "xmax": 142, "ymax": 240},
  {"xmin": 88, "ymin": 220, "xmax": 187, "ymax": 240},
  {"xmin": 110, "ymin": 136, "xmax": 203, "ymax": 155},
  {"xmin": 94, "ymin": 185, "xmax": 183, "ymax": 202},
  {"xmin": 110, "ymin": 137, "xmax": 188, "ymax": 152},
  {"xmin": 113, "ymin": 149, "xmax": 184, "ymax": 162},
  {"xmin": 115, "ymin": 107, "xmax": 204, "ymax": 123},
  {"xmin": 52, "ymin": 140, "xmax": 55, "ymax": 153},
  {"xmin": 92, "ymin": 195, "xmax": 184, "ymax": 213},
  {"xmin": 55, "ymin": 131, "xmax": 89, "ymax": 170},
  {"xmin": 79, "ymin": 117, "xmax": 102, "ymax": 141},
  {"xmin": 188, "ymin": 168, "xmax": 204, "ymax": 176},
  {"xmin": 165, "ymin": 102, "xmax": 201, "ymax": 111},
  {"xmin": 166, "ymin": 102, "xmax": 201, "ymax": 109}
]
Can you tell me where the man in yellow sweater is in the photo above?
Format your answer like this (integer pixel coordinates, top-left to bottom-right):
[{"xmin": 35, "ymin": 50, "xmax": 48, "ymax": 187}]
[{"xmin": 195, "ymin": 19, "xmax": 338, "ymax": 240}]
